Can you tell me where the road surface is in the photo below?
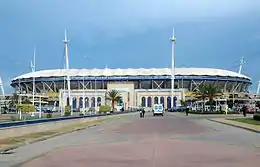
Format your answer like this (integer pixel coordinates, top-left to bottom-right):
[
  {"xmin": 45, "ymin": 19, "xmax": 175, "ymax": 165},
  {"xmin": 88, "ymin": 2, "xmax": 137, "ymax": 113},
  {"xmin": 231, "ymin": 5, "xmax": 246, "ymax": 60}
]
[{"xmin": 1, "ymin": 112, "xmax": 260, "ymax": 167}]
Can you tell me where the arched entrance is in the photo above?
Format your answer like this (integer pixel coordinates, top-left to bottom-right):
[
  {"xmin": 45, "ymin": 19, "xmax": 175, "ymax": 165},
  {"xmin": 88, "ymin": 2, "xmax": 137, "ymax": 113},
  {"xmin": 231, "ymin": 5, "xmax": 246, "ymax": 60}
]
[
  {"xmin": 141, "ymin": 97, "xmax": 146, "ymax": 107},
  {"xmin": 85, "ymin": 97, "xmax": 89, "ymax": 108},
  {"xmin": 97, "ymin": 97, "xmax": 101, "ymax": 107},
  {"xmin": 154, "ymin": 97, "xmax": 158, "ymax": 104},
  {"xmin": 160, "ymin": 96, "xmax": 164, "ymax": 107},
  {"xmin": 79, "ymin": 97, "xmax": 83, "ymax": 108},
  {"xmin": 147, "ymin": 97, "xmax": 152, "ymax": 107},
  {"xmin": 91, "ymin": 97, "xmax": 95, "ymax": 107},
  {"xmin": 167, "ymin": 96, "xmax": 171, "ymax": 109},
  {"xmin": 72, "ymin": 97, "xmax": 77, "ymax": 110}
]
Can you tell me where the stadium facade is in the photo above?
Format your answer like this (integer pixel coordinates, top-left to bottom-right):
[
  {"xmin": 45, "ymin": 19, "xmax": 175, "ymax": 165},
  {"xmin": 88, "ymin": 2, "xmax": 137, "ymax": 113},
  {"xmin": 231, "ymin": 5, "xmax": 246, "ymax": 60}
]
[{"xmin": 11, "ymin": 67, "xmax": 252, "ymax": 110}]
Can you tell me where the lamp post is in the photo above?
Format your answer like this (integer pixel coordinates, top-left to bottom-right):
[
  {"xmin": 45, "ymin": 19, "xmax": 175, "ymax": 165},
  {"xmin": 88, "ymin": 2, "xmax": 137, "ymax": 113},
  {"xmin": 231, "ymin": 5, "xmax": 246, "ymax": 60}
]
[{"xmin": 170, "ymin": 28, "xmax": 176, "ymax": 109}]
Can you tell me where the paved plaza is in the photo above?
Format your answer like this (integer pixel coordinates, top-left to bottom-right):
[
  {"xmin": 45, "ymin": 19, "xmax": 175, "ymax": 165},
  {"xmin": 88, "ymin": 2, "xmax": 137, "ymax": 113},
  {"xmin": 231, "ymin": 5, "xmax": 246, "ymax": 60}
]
[{"xmin": 1, "ymin": 112, "xmax": 260, "ymax": 167}]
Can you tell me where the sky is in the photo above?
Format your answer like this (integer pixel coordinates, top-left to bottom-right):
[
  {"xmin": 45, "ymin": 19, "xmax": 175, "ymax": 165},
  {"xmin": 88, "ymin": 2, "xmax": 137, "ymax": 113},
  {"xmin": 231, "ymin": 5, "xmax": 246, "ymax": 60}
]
[{"xmin": 1, "ymin": 0, "xmax": 260, "ymax": 93}]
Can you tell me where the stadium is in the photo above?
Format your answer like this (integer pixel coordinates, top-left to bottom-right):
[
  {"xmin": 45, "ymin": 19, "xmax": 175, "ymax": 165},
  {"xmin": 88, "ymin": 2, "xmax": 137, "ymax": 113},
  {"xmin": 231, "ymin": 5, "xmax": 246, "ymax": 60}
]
[{"xmin": 10, "ymin": 67, "xmax": 252, "ymax": 110}]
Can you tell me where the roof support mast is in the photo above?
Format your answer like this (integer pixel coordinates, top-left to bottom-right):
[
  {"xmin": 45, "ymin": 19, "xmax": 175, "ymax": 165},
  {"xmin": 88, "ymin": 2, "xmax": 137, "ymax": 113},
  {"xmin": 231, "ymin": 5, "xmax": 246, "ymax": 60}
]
[
  {"xmin": 170, "ymin": 28, "xmax": 176, "ymax": 108},
  {"xmin": 0, "ymin": 76, "xmax": 4, "ymax": 96},
  {"xmin": 63, "ymin": 29, "xmax": 72, "ymax": 115},
  {"xmin": 238, "ymin": 56, "xmax": 245, "ymax": 74},
  {"xmin": 257, "ymin": 81, "xmax": 260, "ymax": 94}
]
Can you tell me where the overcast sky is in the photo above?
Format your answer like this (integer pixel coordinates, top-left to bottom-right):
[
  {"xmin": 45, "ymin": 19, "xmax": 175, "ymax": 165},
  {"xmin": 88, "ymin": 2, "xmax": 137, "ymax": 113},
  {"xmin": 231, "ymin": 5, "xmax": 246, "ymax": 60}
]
[{"xmin": 1, "ymin": 0, "xmax": 260, "ymax": 93}]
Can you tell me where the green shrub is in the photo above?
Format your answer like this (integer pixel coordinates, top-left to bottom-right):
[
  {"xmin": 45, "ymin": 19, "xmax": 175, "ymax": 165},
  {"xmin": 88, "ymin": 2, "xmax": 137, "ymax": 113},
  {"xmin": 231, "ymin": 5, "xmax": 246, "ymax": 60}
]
[
  {"xmin": 17, "ymin": 104, "xmax": 35, "ymax": 113},
  {"xmin": 10, "ymin": 116, "xmax": 18, "ymax": 121},
  {"xmin": 88, "ymin": 107, "xmax": 95, "ymax": 112},
  {"xmin": 79, "ymin": 113, "xmax": 84, "ymax": 116},
  {"xmin": 46, "ymin": 113, "xmax": 52, "ymax": 118},
  {"xmin": 64, "ymin": 111, "xmax": 71, "ymax": 116},
  {"xmin": 65, "ymin": 106, "xmax": 71, "ymax": 112},
  {"xmin": 64, "ymin": 106, "xmax": 71, "ymax": 116},
  {"xmin": 99, "ymin": 105, "xmax": 111, "ymax": 113},
  {"xmin": 253, "ymin": 114, "xmax": 260, "ymax": 121}
]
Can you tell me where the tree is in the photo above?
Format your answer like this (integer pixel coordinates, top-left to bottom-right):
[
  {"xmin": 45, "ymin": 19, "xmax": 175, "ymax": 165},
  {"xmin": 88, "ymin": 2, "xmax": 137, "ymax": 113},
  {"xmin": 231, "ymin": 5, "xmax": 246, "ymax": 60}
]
[
  {"xmin": 195, "ymin": 85, "xmax": 208, "ymax": 112},
  {"xmin": 195, "ymin": 84, "xmax": 222, "ymax": 112},
  {"xmin": 180, "ymin": 99, "xmax": 188, "ymax": 107},
  {"xmin": 17, "ymin": 104, "xmax": 35, "ymax": 113},
  {"xmin": 106, "ymin": 90, "xmax": 121, "ymax": 112},
  {"xmin": 9, "ymin": 93, "xmax": 19, "ymax": 108}
]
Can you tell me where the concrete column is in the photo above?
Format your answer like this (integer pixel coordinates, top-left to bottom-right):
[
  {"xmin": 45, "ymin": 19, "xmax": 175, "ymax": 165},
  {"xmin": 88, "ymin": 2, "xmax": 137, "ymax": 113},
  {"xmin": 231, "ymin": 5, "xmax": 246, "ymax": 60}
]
[
  {"xmin": 145, "ymin": 96, "xmax": 148, "ymax": 107},
  {"xmin": 164, "ymin": 96, "xmax": 167, "ymax": 109},
  {"xmin": 151, "ymin": 96, "xmax": 154, "ymax": 108},
  {"xmin": 76, "ymin": 96, "xmax": 80, "ymax": 109}
]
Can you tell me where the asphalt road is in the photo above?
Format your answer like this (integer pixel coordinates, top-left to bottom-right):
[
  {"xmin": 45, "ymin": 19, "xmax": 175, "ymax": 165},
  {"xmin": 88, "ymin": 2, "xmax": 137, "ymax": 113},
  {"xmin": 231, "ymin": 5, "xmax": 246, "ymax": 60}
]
[{"xmin": 0, "ymin": 112, "xmax": 260, "ymax": 167}]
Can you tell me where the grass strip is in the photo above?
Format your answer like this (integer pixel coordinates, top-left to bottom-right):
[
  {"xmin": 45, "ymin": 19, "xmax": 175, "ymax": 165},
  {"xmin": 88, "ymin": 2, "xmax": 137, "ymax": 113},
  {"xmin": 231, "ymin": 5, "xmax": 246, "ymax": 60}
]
[{"xmin": 227, "ymin": 118, "xmax": 260, "ymax": 125}]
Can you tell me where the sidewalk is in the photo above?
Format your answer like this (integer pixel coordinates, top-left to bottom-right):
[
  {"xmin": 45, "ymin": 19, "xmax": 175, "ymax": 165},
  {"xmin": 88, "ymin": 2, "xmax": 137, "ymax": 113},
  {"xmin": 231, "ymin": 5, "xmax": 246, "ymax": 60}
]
[{"xmin": 209, "ymin": 118, "xmax": 260, "ymax": 133}]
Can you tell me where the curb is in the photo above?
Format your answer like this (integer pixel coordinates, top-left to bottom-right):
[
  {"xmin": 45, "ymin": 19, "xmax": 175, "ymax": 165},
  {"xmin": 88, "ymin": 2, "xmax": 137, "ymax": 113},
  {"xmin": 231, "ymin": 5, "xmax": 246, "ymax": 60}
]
[
  {"xmin": 208, "ymin": 119, "xmax": 260, "ymax": 133},
  {"xmin": 0, "ymin": 115, "xmax": 125, "ymax": 154}
]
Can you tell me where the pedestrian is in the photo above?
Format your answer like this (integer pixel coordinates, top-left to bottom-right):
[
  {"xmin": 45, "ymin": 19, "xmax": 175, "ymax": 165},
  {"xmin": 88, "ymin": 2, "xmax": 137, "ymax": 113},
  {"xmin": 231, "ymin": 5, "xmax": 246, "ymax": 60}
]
[
  {"xmin": 142, "ymin": 108, "xmax": 145, "ymax": 117},
  {"xmin": 242, "ymin": 105, "xmax": 247, "ymax": 117},
  {"xmin": 139, "ymin": 109, "xmax": 143, "ymax": 118},
  {"xmin": 185, "ymin": 106, "xmax": 189, "ymax": 116}
]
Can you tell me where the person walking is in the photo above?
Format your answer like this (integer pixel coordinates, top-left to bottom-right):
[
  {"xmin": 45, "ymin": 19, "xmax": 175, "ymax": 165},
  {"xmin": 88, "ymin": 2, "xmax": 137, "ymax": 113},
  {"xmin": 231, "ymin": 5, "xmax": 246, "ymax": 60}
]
[
  {"xmin": 242, "ymin": 105, "xmax": 247, "ymax": 117},
  {"xmin": 139, "ymin": 109, "xmax": 143, "ymax": 118},
  {"xmin": 185, "ymin": 106, "xmax": 189, "ymax": 116},
  {"xmin": 142, "ymin": 108, "xmax": 145, "ymax": 117}
]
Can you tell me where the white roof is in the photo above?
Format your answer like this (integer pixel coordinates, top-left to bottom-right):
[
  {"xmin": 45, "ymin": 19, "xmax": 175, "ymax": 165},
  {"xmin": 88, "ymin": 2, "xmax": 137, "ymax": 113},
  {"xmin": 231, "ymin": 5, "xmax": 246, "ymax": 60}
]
[{"xmin": 12, "ymin": 68, "xmax": 251, "ymax": 81}]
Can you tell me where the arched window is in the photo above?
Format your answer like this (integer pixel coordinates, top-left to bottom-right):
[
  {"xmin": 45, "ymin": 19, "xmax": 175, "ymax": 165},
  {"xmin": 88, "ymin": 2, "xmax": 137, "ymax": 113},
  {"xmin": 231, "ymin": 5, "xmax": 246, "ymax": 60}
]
[
  {"xmin": 85, "ymin": 97, "xmax": 89, "ymax": 108},
  {"xmin": 141, "ymin": 97, "xmax": 146, "ymax": 107},
  {"xmin": 79, "ymin": 97, "xmax": 83, "ymax": 108},
  {"xmin": 147, "ymin": 97, "xmax": 152, "ymax": 107},
  {"xmin": 160, "ymin": 96, "xmax": 164, "ymax": 106},
  {"xmin": 97, "ymin": 97, "xmax": 101, "ymax": 107},
  {"xmin": 154, "ymin": 97, "xmax": 158, "ymax": 104},
  {"xmin": 72, "ymin": 97, "xmax": 77, "ymax": 109},
  {"xmin": 91, "ymin": 97, "xmax": 95, "ymax": 107}
]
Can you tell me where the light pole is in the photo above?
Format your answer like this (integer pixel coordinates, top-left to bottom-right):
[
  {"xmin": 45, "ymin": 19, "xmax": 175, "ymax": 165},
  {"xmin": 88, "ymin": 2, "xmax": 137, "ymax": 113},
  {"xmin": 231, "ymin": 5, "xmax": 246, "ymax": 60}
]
[
  {"xmin": 18, "ymin": 79, "xmax": 22, "ymax": 120},
  {"xmin": 30, "ymin": 48, "xmax": 36, "ymax": 117},
  {"xmin": 39, "ymin": 95, "xmax": 42, "ymax": 118},
  {"xmin": 82, "ymin": 76, "xmax": 85, "ymax": 114},
  {"xmin": 63, "ymin": 29, "xmax": 72, "ymax": 115},
  {"xmin": 170, "ymin": 28, "xmax": 176, "ymax": 108}
]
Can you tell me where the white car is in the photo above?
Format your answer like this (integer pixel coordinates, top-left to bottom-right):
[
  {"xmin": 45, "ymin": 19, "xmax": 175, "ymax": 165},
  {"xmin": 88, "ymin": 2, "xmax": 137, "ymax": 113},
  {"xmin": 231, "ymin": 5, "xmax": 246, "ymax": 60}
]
[{"xmin": 153, "ymin": 104, "xmax": 164, "ymax": 116}]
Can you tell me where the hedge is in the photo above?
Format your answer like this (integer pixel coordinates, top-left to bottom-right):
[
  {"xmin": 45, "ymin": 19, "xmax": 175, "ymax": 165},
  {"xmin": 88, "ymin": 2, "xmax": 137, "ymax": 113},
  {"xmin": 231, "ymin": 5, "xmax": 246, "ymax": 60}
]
[
  {"xmin": 99, "ymin": 105, "xmax": 111, "ymax": 113},
  {"xmin": 253, "ymin": 114, "xmax": 260, "ymax": 121}
]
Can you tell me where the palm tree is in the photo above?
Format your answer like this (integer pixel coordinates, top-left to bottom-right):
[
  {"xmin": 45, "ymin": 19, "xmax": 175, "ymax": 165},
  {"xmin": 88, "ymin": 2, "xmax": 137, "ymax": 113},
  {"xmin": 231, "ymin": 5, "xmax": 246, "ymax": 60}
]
[
  {"xmin": 195, "ymin": 85, "xmax": 208, "ymax": 112},
  {"xmin": 106, "ymin": 90, "xmax": 121, "ymax": 112},
  {"xmin": 195, "ymin": 84, "xmax": 222, "ymax": 112}
]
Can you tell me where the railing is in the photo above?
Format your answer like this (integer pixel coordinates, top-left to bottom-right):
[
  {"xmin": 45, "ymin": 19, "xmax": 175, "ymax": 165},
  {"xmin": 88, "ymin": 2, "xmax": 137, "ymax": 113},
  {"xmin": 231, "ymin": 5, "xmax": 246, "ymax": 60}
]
[{"xmin": 0, "ymin": 110, "xmax": 137, "ymax": 129}]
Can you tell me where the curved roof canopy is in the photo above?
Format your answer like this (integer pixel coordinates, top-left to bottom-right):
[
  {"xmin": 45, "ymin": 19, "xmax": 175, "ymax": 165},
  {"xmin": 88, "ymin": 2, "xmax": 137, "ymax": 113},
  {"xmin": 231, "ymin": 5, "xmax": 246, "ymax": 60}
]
[{"xmin": 12, "ymin": 68, "xmax": 251, "ymax": 81}]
